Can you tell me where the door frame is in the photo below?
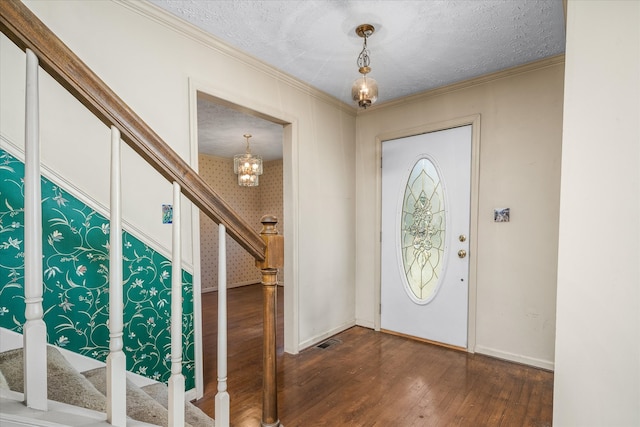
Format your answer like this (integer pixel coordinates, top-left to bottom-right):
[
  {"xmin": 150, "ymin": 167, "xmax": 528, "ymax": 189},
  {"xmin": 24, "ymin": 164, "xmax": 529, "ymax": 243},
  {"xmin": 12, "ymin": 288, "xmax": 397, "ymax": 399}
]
[
  {"xmin": 187, "ymin": 78, "xmax": 300, "ymax": 397},
  {"xmin": 374, "ymin": 114, "xmax": 481, "ymax": 352}
]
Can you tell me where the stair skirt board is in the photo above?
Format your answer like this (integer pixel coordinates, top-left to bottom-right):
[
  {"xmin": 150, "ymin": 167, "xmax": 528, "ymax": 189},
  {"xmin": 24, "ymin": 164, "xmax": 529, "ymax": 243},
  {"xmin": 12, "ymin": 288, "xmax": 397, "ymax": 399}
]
[
  {"xmin": 1, "ymin": 389, "xmax": 159, "ymax": 427},
  {"xmin": 0, "ymin": 346, "xmax": 213, "ymax": 427}
]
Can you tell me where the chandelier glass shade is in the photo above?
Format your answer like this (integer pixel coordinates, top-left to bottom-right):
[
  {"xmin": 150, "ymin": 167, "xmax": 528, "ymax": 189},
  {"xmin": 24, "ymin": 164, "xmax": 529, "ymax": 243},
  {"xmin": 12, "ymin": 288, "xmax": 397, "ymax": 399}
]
[
  {"xmin": 352, "ymin": 24, "xmax": 378, "ymax": 109},
  {"xmin": 352, "ymin": 75, "xmax": 378, "ymax": 108},
  {"xmin": 233, "ymin": 133, "xmax": 263, "ymax": 187}
]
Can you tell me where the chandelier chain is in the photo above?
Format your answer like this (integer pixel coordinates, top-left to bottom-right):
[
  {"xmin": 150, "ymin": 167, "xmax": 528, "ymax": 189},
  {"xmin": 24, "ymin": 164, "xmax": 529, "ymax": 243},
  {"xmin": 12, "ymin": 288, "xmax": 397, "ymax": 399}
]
[
  {"xmin": 244, "ymin": 133, "xmax": 252, "ymax": 154},
  {"xmin": 357, "ymin": 36, "xmax": 370, "ymax": 70}
]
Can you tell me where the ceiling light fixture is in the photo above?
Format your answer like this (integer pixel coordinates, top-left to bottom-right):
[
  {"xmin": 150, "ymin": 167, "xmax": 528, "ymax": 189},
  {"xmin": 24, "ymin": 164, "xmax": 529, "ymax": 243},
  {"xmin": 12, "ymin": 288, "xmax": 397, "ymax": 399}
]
[
  {"xmin": 233, "ymin": 133, "xmax": 263, "ymax": 187},
  {"xmin": 352, "ymin": 24, "xmax": 378, "ymax": 109}
]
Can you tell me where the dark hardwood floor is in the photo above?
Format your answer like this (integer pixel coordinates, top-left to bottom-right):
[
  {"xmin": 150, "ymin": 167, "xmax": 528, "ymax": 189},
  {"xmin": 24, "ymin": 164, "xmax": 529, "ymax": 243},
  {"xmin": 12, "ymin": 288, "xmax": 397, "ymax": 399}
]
[{"xmin": 193, "ymin": 284, "xmax": 553, "ymax": 426}]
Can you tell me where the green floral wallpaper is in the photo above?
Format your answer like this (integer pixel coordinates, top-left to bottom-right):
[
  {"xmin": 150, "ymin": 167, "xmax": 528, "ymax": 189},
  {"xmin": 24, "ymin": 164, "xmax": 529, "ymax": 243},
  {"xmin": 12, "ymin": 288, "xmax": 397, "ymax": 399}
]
[{"xmin": 0, "ymin": 149, "xmax": 195, "ymax": 390}]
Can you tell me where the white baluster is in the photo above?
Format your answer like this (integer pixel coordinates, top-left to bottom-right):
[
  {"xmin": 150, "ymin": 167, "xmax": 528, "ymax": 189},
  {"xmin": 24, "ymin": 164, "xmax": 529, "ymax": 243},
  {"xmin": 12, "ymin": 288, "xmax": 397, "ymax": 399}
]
[
  {"xmin": 215, "ymin": 223, "xmax": 229, "ymax": 427},
  {"xmin": 168, "ymin": 182, "xmax": 185, "ymax": 426},
  {"xmin": 23, "ymin": 48, "xmax": 47, "ymax": 411},
  {"xmin": 107, "ymin": 126, "xmax": 126, "ymax": 426}
]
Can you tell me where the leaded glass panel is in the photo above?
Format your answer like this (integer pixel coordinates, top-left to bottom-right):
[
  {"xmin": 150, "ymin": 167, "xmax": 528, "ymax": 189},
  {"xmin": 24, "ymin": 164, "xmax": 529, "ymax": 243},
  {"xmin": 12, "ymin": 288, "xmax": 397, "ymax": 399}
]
[{"xmin": 401, "ymin": 158, "xmax": 445, "ymax": 302}]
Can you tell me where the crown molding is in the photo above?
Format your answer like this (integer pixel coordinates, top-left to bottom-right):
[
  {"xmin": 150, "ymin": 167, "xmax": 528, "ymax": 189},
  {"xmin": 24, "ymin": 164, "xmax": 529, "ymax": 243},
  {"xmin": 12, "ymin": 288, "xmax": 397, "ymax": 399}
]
[
  {"xmin": 113, "ymin": 1, "xmax": 563, "ymax": 118},
  {"xmin": 113, "ymin": 0, "xmax": 357, "ymax": 116},
  {"xmin": 361, "ymin": 54, "xmax": 566, "ymax": 114}
]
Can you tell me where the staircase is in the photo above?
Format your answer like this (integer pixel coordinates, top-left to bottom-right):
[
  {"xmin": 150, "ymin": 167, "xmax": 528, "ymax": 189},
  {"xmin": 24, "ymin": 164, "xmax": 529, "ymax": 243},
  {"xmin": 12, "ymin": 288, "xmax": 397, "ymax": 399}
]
[
  {"xmin": 0, "ymin": 1, "xmax": 283, "ymax": 426},
  {"xmin": 0, "ymin": 345, "xmax": 214, "ymax": 426},
  {"xmin": 0, "ymin": 345, "xmax": 213, "ymax": 426}
]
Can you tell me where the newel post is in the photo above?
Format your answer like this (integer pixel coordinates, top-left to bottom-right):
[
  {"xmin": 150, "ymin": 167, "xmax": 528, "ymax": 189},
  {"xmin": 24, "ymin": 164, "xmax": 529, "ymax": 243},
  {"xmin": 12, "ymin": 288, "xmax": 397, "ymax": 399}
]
[{"xmin": 256, "ymin": 216, "xmax": 284, "ymax": 427}]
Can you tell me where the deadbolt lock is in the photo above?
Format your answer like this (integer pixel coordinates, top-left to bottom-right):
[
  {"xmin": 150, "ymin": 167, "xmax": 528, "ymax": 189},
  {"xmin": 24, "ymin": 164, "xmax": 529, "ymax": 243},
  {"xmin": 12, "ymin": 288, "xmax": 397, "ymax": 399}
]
[{"xmin": 459, "ymin": 234, "xmax": 466, "ymax": 242}]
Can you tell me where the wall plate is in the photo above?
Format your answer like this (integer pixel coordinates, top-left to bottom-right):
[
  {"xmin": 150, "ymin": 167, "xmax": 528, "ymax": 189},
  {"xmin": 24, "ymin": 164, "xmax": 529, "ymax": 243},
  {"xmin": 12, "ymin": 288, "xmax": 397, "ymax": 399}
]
[
  {"xmin": 162, "ymin": 204, "xmax": 173, "ymax": 224},
  {"xmin": 494, "ymin": 208, "xmax": 510, "ymax": 222}
]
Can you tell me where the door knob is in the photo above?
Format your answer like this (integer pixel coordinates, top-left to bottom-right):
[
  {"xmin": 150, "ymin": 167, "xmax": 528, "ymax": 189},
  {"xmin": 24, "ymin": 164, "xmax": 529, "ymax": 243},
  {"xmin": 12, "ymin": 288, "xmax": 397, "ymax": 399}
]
[{"xmin": 458, "ymin": 249, "xmax": 467, "ymax": 259}]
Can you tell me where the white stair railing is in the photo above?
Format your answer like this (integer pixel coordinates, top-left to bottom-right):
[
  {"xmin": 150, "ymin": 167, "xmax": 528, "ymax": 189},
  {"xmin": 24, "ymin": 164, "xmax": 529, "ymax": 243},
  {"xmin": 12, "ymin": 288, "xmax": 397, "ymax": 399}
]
[
  {"xmin": 107, "ymin": 126, "xmax": 127, "ymax": 426},
  {"xmin": 215, "ymin": 223, "xmax": 229, "ymax": 427},
  {"xmin": 23, "ymin": 48, "xmax": 47, "ymax": 411},
  {"xmin": 168, "ymin": 182, "xmax": 185, "ymax": 426},
  {"xmin": 2, "ymin": 5, "xmax": 249, "ymax": 420}
]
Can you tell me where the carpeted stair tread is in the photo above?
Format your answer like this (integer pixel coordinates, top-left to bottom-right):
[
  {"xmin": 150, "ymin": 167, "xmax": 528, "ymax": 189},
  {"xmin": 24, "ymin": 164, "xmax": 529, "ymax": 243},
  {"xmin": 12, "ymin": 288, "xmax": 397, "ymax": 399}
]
[
  {"xmin": 0, "ymin": 346, "xmax": 107, "ymax": 412},
  {"xmin": 82, "ymin": 367, "xmax": 195, "ymax": 427},
  {"xmin": 142, "ymin": 382, "xmax": 213, "ymax": 427},
  {"xmin": 0, "ymin": 369, "xmax": 9, "ymax": 390}
]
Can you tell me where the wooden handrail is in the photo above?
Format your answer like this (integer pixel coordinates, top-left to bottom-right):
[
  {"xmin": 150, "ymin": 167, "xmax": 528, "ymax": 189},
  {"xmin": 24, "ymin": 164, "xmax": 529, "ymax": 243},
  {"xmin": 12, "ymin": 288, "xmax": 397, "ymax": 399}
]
[{"xmin": 0, "ymin": 0, "xmax": 266, "ymax": 261}]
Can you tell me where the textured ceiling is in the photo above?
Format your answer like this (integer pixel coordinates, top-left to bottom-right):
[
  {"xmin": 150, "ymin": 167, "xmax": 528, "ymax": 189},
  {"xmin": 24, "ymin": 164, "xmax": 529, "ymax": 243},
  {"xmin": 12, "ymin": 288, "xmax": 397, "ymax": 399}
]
[
  {"xmin": 148, "ymin": 0, "xmax": 566, "ymax": 161},
  {"xmin": 197, "ymin": 97, "xmax": 284, "ymax": 161}
]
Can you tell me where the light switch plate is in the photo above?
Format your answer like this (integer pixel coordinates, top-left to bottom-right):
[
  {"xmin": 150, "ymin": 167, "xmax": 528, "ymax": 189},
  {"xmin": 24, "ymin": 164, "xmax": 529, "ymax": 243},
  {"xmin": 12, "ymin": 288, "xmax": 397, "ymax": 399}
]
[
  {"xmin": 162, "ymin": 204, "xmax": 173, "ymax": 224},
  {"xmin": 494, "ymin": 208, "xmax": 510, "ymax": 222}
]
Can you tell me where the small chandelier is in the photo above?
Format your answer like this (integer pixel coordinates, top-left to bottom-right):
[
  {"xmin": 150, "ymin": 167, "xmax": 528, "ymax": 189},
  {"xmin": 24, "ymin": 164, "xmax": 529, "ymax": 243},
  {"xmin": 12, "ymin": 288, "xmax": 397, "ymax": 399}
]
[
  {"xmin": 233, "ymin": 133, "xmax": 263, "ymax": 187},
  {"xmin": 351, "ymin": 24, "xmax": 378, "ymax": 109}
]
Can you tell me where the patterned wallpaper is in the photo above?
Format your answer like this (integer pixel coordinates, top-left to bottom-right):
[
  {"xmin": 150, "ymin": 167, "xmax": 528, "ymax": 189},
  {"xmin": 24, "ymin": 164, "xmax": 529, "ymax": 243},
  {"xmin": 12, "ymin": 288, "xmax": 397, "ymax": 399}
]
[
  {"xmin": 198, "ymin": 154, "xmax": 283, "ymax": 291},
  {"xmin": 0, "ymin": 149, "xmax": 195, "ymax": 389}
]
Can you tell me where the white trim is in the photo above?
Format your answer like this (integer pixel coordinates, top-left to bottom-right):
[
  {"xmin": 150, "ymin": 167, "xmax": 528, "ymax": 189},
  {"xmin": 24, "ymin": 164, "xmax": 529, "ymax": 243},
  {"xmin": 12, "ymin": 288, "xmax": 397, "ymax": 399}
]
[
  {"xmin": 374, "ymin": 114, "xmax": 481, "ymax": 353},
  {"xmin": 355, "ymin": 319, "xmax": 375, "ymax": 329},
  {"xmin": 185, "ymin": 389, "xmax": 197, "ymax": 402},
  {"xmin": 107, "ymin": 126, "xmax": 126, "ymax": 426},
  {"xmin": 283, "ymin": 122, "xmax": 300, "ymax": 355},
  {"xmin": 0, "ymin": 393, "xmax": 160, "ymax": 427},
  {"xmin": 114, "ymin": 0, "xmax": 356, "ymax": 116},
  {"xmin": 22, "ymin": 48, "xmax": 47, "ymax": 411},
  {"xmin": 467, "ymin": 117, "xmax": 481, "ymax": 353},
  {"xmin": 187, "ymin": 78, "xmax": 300, "ymax": 356},
  {"xmin": 168, "ymin": 182, "xmax": 186, "ymax": 426},
  {"xmin": 475, "ymin": 345, "xmax": 554, "ymax": 371},
  {"xmin": 201, "ymin": 281, "xmax": 286, "ymax": 293},
  {"xmin": 361, "ymin": 55, "xmax": 565, "ymax": 113},
  {"xmin": 200, "ymin": 280, "xmax": 260, "ymax": 293},
  {"xmin": 187, "ymin": 79, "xmax": 204, "ymax": 400},
  {"xmin": 214, "ymin": 223, "xmax": 229, "ymax": 427},
  {"xmin": 0, "ymin": 134, "xmax": 194, "ymax": 274},
  {"xmin": 298, "ymin": 321, "xmax": 356, "ymax": 351}
]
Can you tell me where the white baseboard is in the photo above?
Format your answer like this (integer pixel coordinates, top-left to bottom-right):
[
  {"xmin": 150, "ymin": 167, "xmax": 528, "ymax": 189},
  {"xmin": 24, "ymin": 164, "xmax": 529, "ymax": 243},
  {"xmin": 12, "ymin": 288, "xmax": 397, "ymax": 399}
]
[
  {"xmin": 474, "ymin": 344, "xmax": 555, "ymax": 371},
  {"xmin": 0, "ymin": 328, "xmax": 22, "ymax": 353},
  {"xmin": 201, "ymin": 280, "xmax": 258, "ymax": 293},
  {"xmin": 298, "ymin": 320, "xmax": 356, "ymax": 351},
  {"xmin": 185, "ymin": 388, "xmax": 196, "ymax": 402},
  {"xmin": 201, "ymin": 281, "xmax": 285, "ymax": 293},
  {"xmin": 355, "ymin": 318, "xmax": 375, "ymax": 329}
]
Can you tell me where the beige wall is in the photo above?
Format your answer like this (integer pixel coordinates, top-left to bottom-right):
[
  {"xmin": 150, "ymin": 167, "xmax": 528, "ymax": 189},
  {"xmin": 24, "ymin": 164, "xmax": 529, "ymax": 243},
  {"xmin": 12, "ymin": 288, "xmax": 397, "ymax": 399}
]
[
  {"xmin": 198, "ymin": 155, "xmax": 283, "ymax": 290},
  {"xmin": 355, "ymin": 58, "xmax": 565, "ymax": 369},
  {"xmin": 0, "ymin": 0, "xmax": 356, "ymax": 354},
  {"xmin": 554, "ymin": 1, "xmax": 639, "ymax": 425},
  {"xmin": 1, "ymin": 0, "xmax": 590, "ymax": 376}
]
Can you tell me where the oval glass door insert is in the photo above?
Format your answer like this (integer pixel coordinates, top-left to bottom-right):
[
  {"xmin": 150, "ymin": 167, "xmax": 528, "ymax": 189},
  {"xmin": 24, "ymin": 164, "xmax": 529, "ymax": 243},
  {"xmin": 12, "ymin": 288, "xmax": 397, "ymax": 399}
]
[{"xmin": 401, "ymin": 157, "xmax": 446, "ymax": 303}]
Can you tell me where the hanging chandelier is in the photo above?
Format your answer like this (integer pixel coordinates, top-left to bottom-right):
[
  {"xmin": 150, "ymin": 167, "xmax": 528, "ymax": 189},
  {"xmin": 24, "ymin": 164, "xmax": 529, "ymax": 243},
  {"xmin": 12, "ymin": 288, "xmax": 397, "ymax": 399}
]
[
  {"xmin": 233, "ymin": 133, "xmax": 263, "ymax": 187},
  {"xmin": 351, "ymin": 24, "xmax": 378, "ymax": 109}
]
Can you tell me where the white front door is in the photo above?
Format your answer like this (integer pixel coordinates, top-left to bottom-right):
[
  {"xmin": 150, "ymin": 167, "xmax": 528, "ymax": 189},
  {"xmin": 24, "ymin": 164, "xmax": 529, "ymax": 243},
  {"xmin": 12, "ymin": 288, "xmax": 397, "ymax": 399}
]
[{"xmin": 381, "ymin": 125, "xmax": 471, "ymax": 348}]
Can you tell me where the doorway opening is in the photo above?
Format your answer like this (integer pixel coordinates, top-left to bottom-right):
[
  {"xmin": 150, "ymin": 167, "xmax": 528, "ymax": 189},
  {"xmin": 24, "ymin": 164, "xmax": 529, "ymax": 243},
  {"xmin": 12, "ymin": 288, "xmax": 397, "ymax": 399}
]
[
  {"xmin": 196, "ymin": 93, "xmax": 284, "ymax": 294},
  {"xmin": 189, "ymin": 88, "xmax": 297, "ymax": 398}
]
